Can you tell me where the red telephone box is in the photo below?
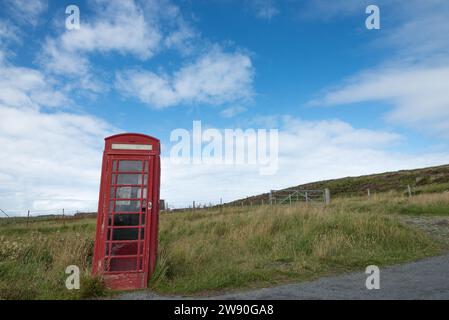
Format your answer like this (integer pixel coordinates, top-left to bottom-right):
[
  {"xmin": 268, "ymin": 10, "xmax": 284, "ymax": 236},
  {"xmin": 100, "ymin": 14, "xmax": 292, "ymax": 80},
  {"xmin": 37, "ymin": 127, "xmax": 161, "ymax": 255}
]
[{"xmin": 92, "ymin": 133, "xmax": 160, "ymax": 290}]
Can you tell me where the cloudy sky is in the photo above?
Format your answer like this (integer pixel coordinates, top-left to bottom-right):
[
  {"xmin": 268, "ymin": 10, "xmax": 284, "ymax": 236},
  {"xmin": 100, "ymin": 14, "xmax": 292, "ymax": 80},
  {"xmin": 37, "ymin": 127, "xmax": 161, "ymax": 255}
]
[{"xmin": 1, "ymin": 0, "xmax": 449, "ymax": 214}]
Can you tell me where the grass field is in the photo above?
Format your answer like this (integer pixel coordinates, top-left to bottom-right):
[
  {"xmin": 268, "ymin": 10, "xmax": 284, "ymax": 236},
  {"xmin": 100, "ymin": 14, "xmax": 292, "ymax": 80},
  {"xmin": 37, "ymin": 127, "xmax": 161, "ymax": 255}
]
[{"xmin": 1, "ymin": 192, "xmax": 448, "ymax": 299}]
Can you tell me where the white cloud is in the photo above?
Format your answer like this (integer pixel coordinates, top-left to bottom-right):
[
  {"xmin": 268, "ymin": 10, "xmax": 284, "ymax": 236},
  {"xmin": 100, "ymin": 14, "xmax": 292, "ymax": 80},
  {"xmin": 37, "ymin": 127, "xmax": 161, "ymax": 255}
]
[
  {"xmin": 161, "ymin": 117, "xmax": 449, "ymax": 206},
  {"xmin": 40, "ymin": 0, "xmax": 199, "ymax": 73},
  {"xmin": 37, "ymin": 0, "xmax": 252, "ymax": 107},
  {"xmin": 303, "ymin": 1, "xmax": 449, "ymax": 138},
  {"xmin": 38, "ymin": 0, "xmax": 168, "ymax": 92},
  {"xmin": 154, "ymin": 0, "xmax": 198, "ymax": 54},
  {"xmin": 220, "ymin": 106, "xmax": 247, "ymax": 118},
  {"xmin": 0, "ymin": 20, "xmax": 20, "ymax": 43},
  {"xmin": 115, "ymin": 47, "xmax": 254, "ymax": 108},
  {"xmin": 0, "ymin": 105, "xmax": 113, "ymax": 213},
  {"xmin": 0, "ymin": 61, "xmax": 114, "ymax": 214},
  {"xmin": 0, "ymin": 20, "xmax": 21, "ymax": 62},
  {"xmin": 300, "ymin": 0, "xmax": 449, "ymax": 61},
  {"xmin": 5, "ymin": 0, "xmax": 48, "ymax": 26},
  {"xmin": 59, "ymin": 0, "xmax": 161, "ymax": 59},
  {"xmin": 308, "ymin": 66, "xmax": 449, "ymax": 137},
  {"xmin": 248, "ymin": 0, "xmax": 280, "ymax": 20},
  {"xmin": 37, "ymin": 0, "xmax": 204, "ymax": 97},
  {"xmin": 0, "ymin": 64, "xmax": 69, "ymax": 109}
]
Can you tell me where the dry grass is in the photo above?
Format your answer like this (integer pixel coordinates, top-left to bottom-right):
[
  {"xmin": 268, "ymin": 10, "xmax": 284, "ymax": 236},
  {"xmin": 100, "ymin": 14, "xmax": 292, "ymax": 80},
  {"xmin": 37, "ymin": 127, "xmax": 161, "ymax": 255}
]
[
  {"xmin": 151, "ymin": 202, "xmax": 442, "ymax": 294},
  {"xmin": 1, "ymin": 192, "xmax": 448, "ymax": 299}
]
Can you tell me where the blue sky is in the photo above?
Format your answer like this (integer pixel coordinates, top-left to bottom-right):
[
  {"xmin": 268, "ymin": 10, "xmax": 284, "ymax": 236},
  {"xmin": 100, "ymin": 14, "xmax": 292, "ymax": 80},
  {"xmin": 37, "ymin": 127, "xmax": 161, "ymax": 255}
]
[{"xmin": 1, "ymin": 0, "xmax": 449, "ymax": 214}]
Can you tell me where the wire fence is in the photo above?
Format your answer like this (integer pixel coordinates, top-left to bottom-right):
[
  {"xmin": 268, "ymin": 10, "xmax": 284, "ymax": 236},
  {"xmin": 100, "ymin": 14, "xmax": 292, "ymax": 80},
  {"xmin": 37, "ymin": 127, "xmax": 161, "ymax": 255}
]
[
  {"xmin": 0, "ymin": 208, "xmax": 97, "ymax": 220},
  {"xmin": 0, "ymin": 183, "xmax": 425, "ymax": 219},
  {"xmin": 0, "ymin": 188, "xmax": 346, "ymax": 218}
]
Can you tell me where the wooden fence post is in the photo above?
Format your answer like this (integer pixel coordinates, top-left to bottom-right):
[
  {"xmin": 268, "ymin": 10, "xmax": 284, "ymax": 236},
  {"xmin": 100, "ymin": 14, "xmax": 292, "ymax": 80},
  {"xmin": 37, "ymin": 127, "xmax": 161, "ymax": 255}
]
[{"xmin": 324, "ymin": 188, "xmax": 331, "ymax": 205}]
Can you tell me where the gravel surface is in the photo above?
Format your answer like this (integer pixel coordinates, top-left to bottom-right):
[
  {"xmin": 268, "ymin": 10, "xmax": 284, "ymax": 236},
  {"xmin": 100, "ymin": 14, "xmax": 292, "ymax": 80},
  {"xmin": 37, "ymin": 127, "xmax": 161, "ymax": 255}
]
[{"xmin": 118, "ymin": 253, "xmax": 449, "ymax": 300}]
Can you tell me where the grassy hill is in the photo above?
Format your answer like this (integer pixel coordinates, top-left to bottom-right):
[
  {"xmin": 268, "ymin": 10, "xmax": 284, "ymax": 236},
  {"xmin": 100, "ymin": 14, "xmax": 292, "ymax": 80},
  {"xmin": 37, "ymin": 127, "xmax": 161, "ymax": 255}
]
[{"xmin": 230, "ymin": 164, "xmax": 449, "ymax": 206}]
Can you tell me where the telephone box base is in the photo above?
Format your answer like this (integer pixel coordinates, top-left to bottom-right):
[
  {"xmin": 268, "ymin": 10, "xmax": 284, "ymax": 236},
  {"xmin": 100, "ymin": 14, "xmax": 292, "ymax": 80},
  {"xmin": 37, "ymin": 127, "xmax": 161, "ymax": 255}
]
[{"xmin": 103, "ymin": 273, "xmax": 147, "ymax": 290}]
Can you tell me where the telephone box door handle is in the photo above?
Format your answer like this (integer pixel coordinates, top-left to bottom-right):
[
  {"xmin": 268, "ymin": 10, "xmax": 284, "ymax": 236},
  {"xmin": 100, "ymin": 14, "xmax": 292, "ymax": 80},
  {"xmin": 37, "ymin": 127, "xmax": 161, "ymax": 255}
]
[{"xmin": 148, "ymin": 201, "xmax": 152, "ymax": 210}]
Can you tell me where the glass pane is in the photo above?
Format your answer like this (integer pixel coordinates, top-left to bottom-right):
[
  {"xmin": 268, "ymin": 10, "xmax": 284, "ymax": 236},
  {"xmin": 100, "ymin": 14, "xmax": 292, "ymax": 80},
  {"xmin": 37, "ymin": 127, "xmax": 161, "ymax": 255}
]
[
  {"xmin": 110, "ymin": 242, "xmax": 138, "ymax": 256},
  {"xmin": 112, "ymin": 160, "xmax": 118, "ymax": 171},
  {"xmin": 118, "ymin": 160, "xmax": 142, "ymax": 172},
  {"xmin": 109, "ymin": 187, "xmax": 116, "ymax": 199},
  {"xmin": 109, "ymin": 257, "xmax": 138, "ymax": 271},
  {"xmin": 104, "ymin": 243, "xmax": 110, "ymax": 255},
  {"xmin": 116, "ymin": 174, "xmax": 143, "ymax": 185},
  {"xmin": 112, "ymin": 228, "xmax": 139, "ymax": 240},
  {"xmin": 142, "ymin": 187, "xmax": 147, "ymax": 199},
  {"xmin": 108, "ymin": 202, "xmax": 115, "ymax": 214},
  {"xmin": 114, "ymin": 214, "xmax": 140, "ymax": 226},
  {"xmin": 144, "ymin": 161, "xmax": 148, "ymax": 172},
  {"xmin": 114, "ymin": 186, "xmax": 142, "ymax": 199},
  {"xmin": 113, "ymin": 200, "xmax": 141, "ymax": 212}
]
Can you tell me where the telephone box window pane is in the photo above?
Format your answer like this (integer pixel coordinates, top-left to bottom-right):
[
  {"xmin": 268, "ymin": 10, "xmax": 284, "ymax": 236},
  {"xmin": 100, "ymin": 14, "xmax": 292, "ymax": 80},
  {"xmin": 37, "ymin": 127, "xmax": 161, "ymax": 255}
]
[
  {"xmin": 109, "ymin": 258, "xmax": 137, "ymax": 271},
  {"xmin": 118, "ymin": 160, "xmax": 142, "ymax": 172},
  {"xmin": 116, "ymin": 174, "xmax": 143, "ymax": 185},
  {"xmin": 108, "ymin": 202, "xmax": 115, "ymax": 214},
  {"xmin": 144, "ymin": 161, "xmax": 148, "ymax": 172},
  {"xmin": 114, "ymin": 214, "xmax": 140, "ymax": 226},
  {"xmin": 114, "ymin": 200, "xmax": 141, "ymax": 212},
  {"xmin": 112, "ymin": 160, "xmax": 118, "ymax": 171},
  {"xmin": 110, "ymin": 242, "xmax": 138, "ymax": 256},
  {"xmin": 112, "ymin": 228, "xmax": 139, "ymax": 240},
  {"xmin": 115, "ymin": 187, "xmax": 142, "ymax": 199},
  {"xmin": 142, "ymin": 187, "xmax": 147, "ymax": 199}
]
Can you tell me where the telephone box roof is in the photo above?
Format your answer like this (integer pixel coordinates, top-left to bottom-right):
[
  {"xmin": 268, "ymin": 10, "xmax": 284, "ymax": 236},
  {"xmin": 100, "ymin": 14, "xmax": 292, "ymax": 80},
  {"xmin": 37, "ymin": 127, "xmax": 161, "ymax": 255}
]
[{"xmin": 105, "ymin": 133, "xmax": 160, "ymax": 142}]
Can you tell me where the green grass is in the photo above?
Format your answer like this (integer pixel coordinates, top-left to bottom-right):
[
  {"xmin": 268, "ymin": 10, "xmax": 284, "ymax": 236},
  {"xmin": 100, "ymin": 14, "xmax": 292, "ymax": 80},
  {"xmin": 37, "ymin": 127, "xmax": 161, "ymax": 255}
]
[
  {"xmin": 332, "ymin": 192, "xmax": 449, "ymax": 216},
  {"xmin": 414, "ymin": 182, "xmax": 449, "ymax": 195},
  {"xmin": 1, "ymin": 192, "xmax": 449, "ymax": 299},
  {"xmin": 0, "ymin": 218, "xmax": 99, "ymax": 299}
]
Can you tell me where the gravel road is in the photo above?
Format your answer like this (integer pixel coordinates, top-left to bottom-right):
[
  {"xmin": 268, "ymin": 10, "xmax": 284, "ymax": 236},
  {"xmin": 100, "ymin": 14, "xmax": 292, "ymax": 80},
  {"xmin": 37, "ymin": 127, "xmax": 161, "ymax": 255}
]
[{"xmin": 118, "ymin": 253, "xmax": 449, "ymax": 300}]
